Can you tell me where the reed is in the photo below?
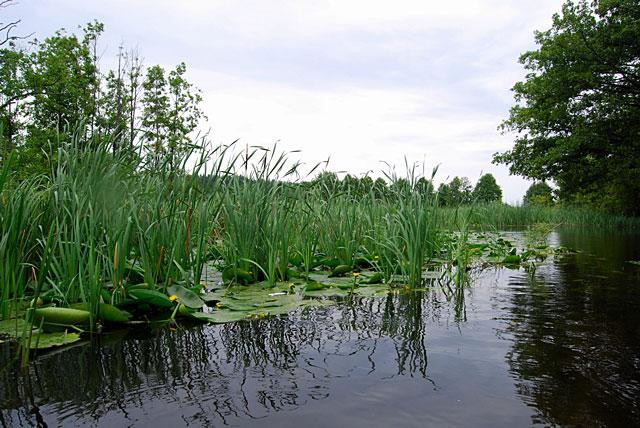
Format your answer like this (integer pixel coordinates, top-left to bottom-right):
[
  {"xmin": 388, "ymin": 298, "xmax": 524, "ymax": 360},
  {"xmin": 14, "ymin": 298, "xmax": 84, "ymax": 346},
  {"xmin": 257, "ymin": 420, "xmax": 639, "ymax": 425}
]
[
  {"xmin": 445, "ymin": 202, "xmax": 640, "ymax": 229},
  {"xmin": 1, "ymin": 130, "xmax": 638, "ymax": 343}
]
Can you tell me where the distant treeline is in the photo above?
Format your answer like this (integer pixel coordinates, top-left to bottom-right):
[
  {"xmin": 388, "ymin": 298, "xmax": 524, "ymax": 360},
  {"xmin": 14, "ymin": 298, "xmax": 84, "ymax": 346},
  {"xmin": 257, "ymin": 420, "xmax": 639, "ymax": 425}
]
[{"xmin": 203, "ymin": 170, "xmax": 559, "ymax": 208}]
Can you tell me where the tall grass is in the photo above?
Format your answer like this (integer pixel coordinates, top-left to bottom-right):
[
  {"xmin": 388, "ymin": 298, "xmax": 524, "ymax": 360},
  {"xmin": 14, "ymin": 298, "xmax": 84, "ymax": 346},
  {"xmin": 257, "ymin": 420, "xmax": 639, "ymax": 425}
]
[
  {"xmin": 0, "ymin": 135, "xmax": 232, "ymax": 328},
  {"xmin": 0, "ymin": 155, "xmax": 46, "ymax": 319},
  {"xmin": 1, "ymin": 131, "xmax": 639, "ymax": 333},
  {"xmin": 446, "ymin": 202, "xmax": 640, "ymax": 229}
]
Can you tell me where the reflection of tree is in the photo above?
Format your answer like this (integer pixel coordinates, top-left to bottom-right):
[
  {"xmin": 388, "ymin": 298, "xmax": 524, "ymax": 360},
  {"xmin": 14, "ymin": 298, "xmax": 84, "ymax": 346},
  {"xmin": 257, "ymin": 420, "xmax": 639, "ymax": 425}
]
[
  {"xmin": 501, "ymin": 247, "xmax": 640, "ymax": 426},
  {"xmin": 0, "ymin": 288, "xmax": 468, "ymax": 425}
]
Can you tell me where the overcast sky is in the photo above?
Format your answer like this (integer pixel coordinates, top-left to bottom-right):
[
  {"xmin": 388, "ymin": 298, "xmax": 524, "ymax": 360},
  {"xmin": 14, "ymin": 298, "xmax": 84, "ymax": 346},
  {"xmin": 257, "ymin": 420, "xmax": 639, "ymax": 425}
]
[{"xmin": 13, "ymin": 0, "xmax": 564, "ymax": 202}]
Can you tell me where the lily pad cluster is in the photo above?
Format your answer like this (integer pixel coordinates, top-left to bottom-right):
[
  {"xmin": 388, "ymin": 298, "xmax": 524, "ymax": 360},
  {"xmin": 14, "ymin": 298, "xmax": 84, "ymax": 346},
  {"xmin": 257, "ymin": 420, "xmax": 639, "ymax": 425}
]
[{"xmin": 0, "ymin": 230, "xmax": 574, "ymax": 354}]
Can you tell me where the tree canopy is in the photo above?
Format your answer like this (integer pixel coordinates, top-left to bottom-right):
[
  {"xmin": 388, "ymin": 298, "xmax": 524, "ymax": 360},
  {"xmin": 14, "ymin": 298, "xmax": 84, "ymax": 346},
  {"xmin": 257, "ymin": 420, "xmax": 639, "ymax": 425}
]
[
  {"xmin": 437, "ymin": 176, "xmax": 473, "ymax": 206},
  {"xmin": 0, "ymin": 19, "xmax": 204, "ymax": 176},
  {"xmin": 493, "ymin": 0, "xmax": 640, "ymax": 213},
  {"xmin": 523, "ymin": 182, "xmax": 555, "ymax": 205},
  {"xmin": 473, "ymin": 173, "xmax": 502, "ymax": 203}
]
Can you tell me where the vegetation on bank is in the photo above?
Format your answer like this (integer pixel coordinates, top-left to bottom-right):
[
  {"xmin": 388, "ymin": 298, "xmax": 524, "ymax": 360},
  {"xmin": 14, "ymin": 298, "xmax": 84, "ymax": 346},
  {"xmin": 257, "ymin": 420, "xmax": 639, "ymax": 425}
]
[
  {"xmin": 494, "ymin": 0, "xmax": 640, "ymax": 214},
  {"xmin": 0, "ymin": 135, "xmax": 635, "ymax": 361},
  {"xmin": 1, "ymin": 0, "xmax": 639, "ymax": 363}
]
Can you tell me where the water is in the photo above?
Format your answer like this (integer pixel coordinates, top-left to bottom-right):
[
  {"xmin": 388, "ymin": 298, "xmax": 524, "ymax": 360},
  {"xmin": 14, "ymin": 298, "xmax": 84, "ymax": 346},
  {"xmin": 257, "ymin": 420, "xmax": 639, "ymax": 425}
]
[{"xmin": 1, "ymin": 229, "xmax": 639, "ymax": 427}]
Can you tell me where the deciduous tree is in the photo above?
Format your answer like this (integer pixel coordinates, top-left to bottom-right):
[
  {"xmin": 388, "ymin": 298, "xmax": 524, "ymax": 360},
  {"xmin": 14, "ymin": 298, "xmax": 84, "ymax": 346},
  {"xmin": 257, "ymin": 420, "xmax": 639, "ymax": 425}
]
[
  {"xmin": 494, "ymin": 0, "xmax": 640, "ymax": 213},
  {"xmin": 472, "ymin": 173, "xmax": 502, "ymax": 203}
]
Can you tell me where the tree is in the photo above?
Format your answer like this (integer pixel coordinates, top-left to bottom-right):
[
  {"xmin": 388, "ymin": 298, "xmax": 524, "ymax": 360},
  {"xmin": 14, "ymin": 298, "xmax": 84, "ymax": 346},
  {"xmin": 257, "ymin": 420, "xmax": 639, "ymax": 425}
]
[
  {"xmin": 472, "ymin": 173, "xmax": 502, "ymax": 203},
  {"xmin": 341, "ymin": 174, "xmax": 359, "ymax": 195},
  {"xmin": 0, "ymin": 47, "xmax": 29, "ymax": 153},
  {"xmin": 141, "ymin": 65, "xmax": 169, "ymax": 167},
  {"xmin": 360, "ymin": 176, "xmax": 374, "ymax": 196},
  {"xmin": 493, "ymin": 0, "xmax": 640, "ymax": 213},
  {"xmin": 30, "ymin": 26, "xmax": 100, "ymax": 138},
  {"xmin": 1, "ymin": 19, "xmax": 204, "ymax": 175},
  {"xmin": 523, "ymin": 182, "xmax": 555, "ymax": 205},
  {"xmin": 141, "ymin": 63, "xmax": 205, "ymax": 170},
  {"xmin": 1, "ymin": 25, "xmax": 101, "ymax": 176},
  {"xmin": 0, "ymin": 0, "xmax": 31, "ymax": 47},
  {"xmin": 98, "ymin": 45, "xmax": 129, "ymax": 148},
  {"xmin": 389, "ymin": 177, "xmax": 411, "ymax": 196},
  {"xmin": 166, "ymin": 62, "xmax": 205, "ymax": 169},
  {"xmin": 311, "ymin": 171, "xmax": 340, "ymax": 198},
  {"xmin": 126, "ymin": 49, "xmax": 143, "ymax": 150},
  {"xmin": 438, "ymin": 176, "xmax": 472, "ymax": 206}
]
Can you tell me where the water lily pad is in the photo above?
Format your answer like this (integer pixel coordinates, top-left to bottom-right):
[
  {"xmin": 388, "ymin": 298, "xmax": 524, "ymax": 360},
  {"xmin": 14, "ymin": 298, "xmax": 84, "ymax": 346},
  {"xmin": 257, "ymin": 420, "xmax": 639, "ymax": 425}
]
[
  {"xmin": 304, "ymin": 287, "xmax": 349, "ymax": 298},
  {"xmin": 29, "ymin": 331, "xmax": 81, "ymax": 349},
  {"xmin": 167, "ymin": 284, "xmax": 204, "ymax": 309},
  {"xmin": 128, "ymin": 289, "xmax": 173, "ymax": 308},
  {"xmin": 0, "ymin": 318, "xmax": 30, "ymax": 338},
  {"xmin": 362, "ymin": 272, "xmax": 384, "ymax": 284},
  {"xmin": 502, "ymin": 255, "xmax": 522, "ymax": 264},
  {"xmin": 329, "ymin": 265, "xmax": 352, "ymax": 277},
  {"xmin": 305, "ymin": 281, "xmax": 329, "ymax": 291},
  {"xmin": 70, "ymin": 303, "xmax": 131, "ymax": 323},
  {"xmin": 33, "ymin": 307, "xmax": 91, "ymax": 326}
]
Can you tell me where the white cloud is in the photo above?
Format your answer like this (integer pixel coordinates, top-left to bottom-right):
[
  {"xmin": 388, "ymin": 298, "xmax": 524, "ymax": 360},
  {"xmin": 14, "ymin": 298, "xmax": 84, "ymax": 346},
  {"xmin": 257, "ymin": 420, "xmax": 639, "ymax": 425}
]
[{"xmin": 15, "ymin": 0, "xmax": 565, "ymax": 202}]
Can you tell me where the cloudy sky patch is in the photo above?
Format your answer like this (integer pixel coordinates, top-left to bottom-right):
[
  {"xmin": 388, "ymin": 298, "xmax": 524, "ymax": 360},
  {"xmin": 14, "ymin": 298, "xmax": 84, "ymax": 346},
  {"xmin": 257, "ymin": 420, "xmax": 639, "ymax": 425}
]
[{"xmin": 14, "ymin": 0, "xmax": 564, "ymax": 202}]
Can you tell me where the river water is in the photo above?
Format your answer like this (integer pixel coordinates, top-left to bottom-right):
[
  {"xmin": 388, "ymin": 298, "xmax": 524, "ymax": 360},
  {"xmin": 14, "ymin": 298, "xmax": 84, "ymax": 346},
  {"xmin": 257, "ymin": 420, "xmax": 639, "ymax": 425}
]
[{"xmin": 1, "ymin": 229, "xmax": 639, "ymax": 427}]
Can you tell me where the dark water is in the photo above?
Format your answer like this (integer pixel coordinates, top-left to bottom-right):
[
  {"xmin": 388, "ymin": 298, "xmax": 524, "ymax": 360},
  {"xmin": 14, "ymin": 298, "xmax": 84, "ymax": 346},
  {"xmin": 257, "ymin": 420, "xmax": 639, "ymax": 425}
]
[{"xmin": 1, "ymin": 229, "xmax": 639, "ymax": 427}]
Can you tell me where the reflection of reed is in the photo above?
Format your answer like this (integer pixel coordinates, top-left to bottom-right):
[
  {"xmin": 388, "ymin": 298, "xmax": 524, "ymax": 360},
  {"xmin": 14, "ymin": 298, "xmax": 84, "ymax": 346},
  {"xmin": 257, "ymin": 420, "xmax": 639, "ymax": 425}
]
[{"xmin": 0, "ymin": 289, "xmax": 467, "ymax": 425}]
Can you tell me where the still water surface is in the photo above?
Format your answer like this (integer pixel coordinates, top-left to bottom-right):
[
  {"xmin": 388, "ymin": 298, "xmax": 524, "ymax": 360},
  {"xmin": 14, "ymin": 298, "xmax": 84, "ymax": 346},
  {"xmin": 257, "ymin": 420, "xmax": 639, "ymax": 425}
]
[{"xmin": 1, "ymin": 229, "xmax": 639, "ymax": 427}]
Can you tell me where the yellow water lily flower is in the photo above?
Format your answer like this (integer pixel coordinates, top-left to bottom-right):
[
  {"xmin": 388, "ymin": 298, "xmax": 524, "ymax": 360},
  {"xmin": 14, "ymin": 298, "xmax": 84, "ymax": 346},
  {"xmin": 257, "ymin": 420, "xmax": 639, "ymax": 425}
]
[
  {"xmin": 352, "ymin": 272, "xmax": 360, "ymax": 277},
  {"xmin": 169, "ymin": 295, "xmax": 178, "ymax": 302}
]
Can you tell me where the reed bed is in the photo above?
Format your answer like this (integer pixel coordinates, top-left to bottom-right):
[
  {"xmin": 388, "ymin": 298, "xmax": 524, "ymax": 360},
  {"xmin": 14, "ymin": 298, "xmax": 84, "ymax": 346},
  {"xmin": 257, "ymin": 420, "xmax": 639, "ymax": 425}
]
[
  {"xmin": 442, "ymin": 203, "xmax": 640, "ymax": 230},
  {"xmin": 1, "ymin": 134, "xmax": 638, "ymax": 352}
]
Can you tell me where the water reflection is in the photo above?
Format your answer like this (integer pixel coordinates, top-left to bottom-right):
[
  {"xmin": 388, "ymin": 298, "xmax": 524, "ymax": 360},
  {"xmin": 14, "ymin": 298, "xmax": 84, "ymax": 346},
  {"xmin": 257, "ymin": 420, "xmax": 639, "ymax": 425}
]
[
  {"xmin": 500, "ymin": 231, "xmax": 640, "ymax": 426},
  {"xmin": 1, "ymin": 230, "xmax": 638, "ymax": 426},
  {"xmin": 1, "ymin": 289, "xmax": 454, "ymax": 426}
]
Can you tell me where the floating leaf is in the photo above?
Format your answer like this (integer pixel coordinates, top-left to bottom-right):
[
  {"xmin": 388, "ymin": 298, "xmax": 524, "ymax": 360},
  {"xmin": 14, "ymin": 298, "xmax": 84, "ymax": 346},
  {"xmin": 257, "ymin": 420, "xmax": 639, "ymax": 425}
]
[
  {"xmin": 502, "ymin": 255, "xmax": 522, "ymax": 264},
  {"xmin": 329, "ymin": 265, "xmax": 352, "ymax": 277},
  {"xmin": 0, "ymin": 318, "xmax": 30, "ymax": 338},
  {"xmin": 33, "ymin": 307, "xmax": 90, "ymax": 326},
  {"xmin": 29, "ymin": 331, "xmax": 81, "ymax": 349},
  {"xmin": 222, "ymin": 268, "xmax": 253, "ymax": 284},
  {"xmin": 304, "ymin": 288, "xmax": 349, "ymax": 298},
  {"xmin": 71, "ymin": 303, "xmax": 131, "ymax": 323},
  {"xmin": 128, "ymin": 289, "xmax": 173, "ymax": 308},
  {"xmin": 362, "ymin": 272, "xmax": 384, "ymax": 284},
  {"xmin": 167, "ymin": 284, "xmax": 204, "ymax": 309},
  {"xmin": 305, "ymin": 281, "xmax": 329, "ymax": 291}
]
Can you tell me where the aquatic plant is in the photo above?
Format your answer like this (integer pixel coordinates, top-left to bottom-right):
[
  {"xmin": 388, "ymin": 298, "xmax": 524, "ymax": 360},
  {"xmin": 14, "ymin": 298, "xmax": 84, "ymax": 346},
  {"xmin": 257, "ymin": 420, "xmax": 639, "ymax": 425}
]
[{"xmin": 0, "ymin": 130, "xmax": 631, "ymax": 362}]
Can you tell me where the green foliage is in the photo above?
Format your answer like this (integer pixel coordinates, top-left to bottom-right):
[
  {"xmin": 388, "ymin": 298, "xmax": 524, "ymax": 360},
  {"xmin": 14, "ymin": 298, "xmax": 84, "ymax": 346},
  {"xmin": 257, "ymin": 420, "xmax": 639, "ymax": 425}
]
[
  {"xmin": 472, "ymin": 173, "xmax": 502, "ymax": 203},
  {"xmin": 141, "ymin": 65, "xmax": 170, "ymax": 165},
  {"xmin": 437, "ymin": 176, "xmax": 472, "ymax": 206},
  {"xmin": 494, "ymin": 0, "xmax": 640, "ymax": 213},
  {"xmin": 524, "ymin": 182, "xmax": 555, "ymax": 205},
  {"xmin": 441, "ymin": 201, "xmax": 640, "ymax": 229},
  {"xmin": 0, "ymin": 21, "xmax": 205, "ymax": 175}
]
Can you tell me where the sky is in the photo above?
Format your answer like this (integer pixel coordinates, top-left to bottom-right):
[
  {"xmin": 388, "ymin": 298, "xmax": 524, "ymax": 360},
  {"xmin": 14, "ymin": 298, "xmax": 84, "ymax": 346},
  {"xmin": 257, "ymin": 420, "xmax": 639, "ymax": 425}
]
[{"xmin": 11, "ymin": 0, "xmax": 564, "ymax": 203}]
